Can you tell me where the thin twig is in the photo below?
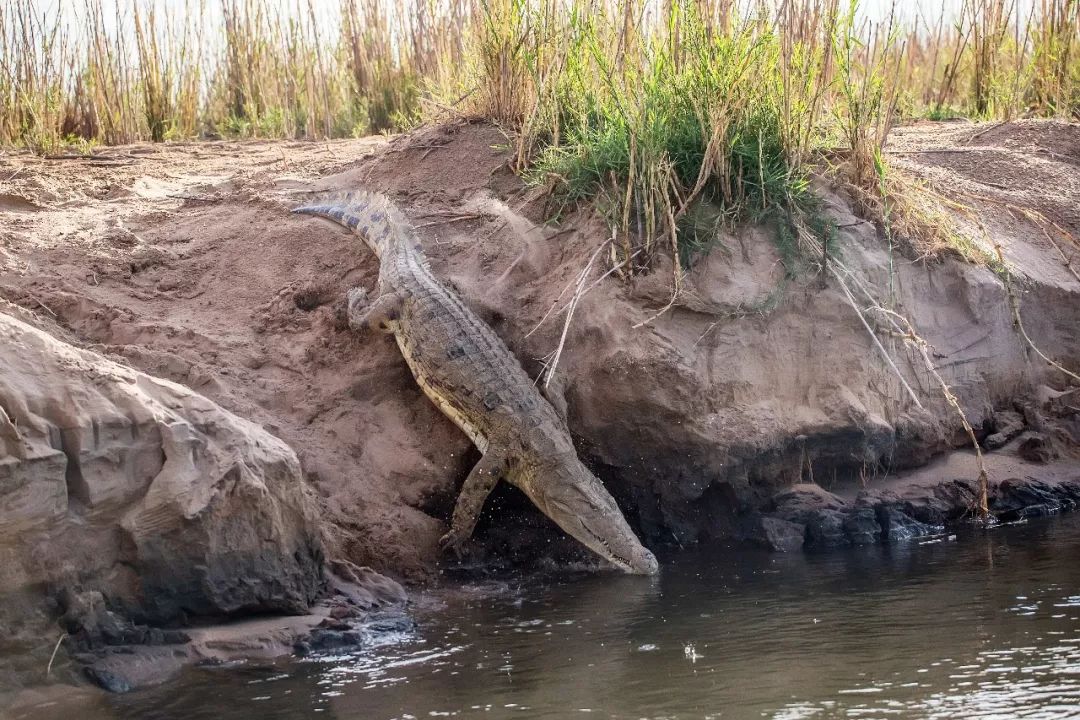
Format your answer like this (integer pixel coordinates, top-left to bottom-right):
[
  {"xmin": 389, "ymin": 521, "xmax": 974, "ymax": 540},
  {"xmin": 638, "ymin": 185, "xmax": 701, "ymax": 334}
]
[
  {"xmin": 46, "ymin": 632, "xmax": 67, "ymax": 677},
  {"xmin": 166, "ymin": 193, "xmax": 218, "ymax": 202},
  {"xmin": 541, "ymin": 240, "xmax": 609, "ymax": 388},
  {"xmin": 414, "ymin": 214, "xmax": 482, "ymax": 229},
  {"xmin": 831, "ymin": 267, "xmax": 924, "ymax": 408}
]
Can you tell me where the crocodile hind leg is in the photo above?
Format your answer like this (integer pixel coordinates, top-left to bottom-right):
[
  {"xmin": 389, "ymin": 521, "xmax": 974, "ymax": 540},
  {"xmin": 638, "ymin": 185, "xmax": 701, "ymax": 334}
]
[
  {"xmin": 439, "ymin": 450, "xmax": 508, "ymax": 556},
  {"xmin": 346, "ymin": 287, "xmax": 402, "ymax": 334}
]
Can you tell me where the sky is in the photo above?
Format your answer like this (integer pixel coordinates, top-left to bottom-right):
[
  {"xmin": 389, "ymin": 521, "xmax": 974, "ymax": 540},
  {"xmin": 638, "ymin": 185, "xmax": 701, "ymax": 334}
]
[{"xmin": 24, "ymin": 0, "xmax": 1040, "ymax": 42}]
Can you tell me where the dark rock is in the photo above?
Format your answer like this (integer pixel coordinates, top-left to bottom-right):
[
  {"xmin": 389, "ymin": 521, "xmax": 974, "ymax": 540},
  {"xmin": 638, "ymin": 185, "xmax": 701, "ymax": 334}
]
[
  {"xmin": 159, "ymin": 630, "xmax": 191, "ymax": 645},
  {"xmin": 746, "ymin": 516, "xmax": 805, "ymax": 553},
  {"xmin": 854, "ymin": 490, "xmax": 941, "ymax": 541},
  {"xmin": 365, "ymin": 614, "xmax": 415, "ymax": 635},
  {"xmin": 804, "ymin": 509, "xmax": 848, "ymax": 548},
  {"xmin": 1016, "ymin": 433, "xmax": 1055, "ymax": 463},
  {"xmin": 770, "ymin": 484, "xmax": 848, "ymax": 525},
  {"xmin": 307, "ymin": 628, "xmax": 364, "ymax": 653},
  {"xmin": 84, "ymin": 666, "xmax": 133, "ymax": 694},
  {"xmin": 985, "ymin": 410, "xmax": 1024, "ymax": 450},
  {"xmin": 904, "ymin": 493, "xmax": 953, "ymax": 526},
  {"xmin": 933, "ymin": 480, "xmax": 979, "ymax": 518},
  {"xmin": 329, "ymin": 604, "xmax": 356, "ymax": 620},
  {"xmin": 842, "ymin": 507, "xmax": 881, "ymax": 545},
  {"xmin": 80, "ymin": 646, "xmax": 189, "ymax": 693},
  {"xmin": 876, "ymin": 506, "xmax": 937, "ymax": 542},
  {"xmin": 1057, "ymin": 479, "xmax": 1080, "ymax": 505},
  {"xmin": 992, "ymin": 478, "xmax": 1064, "ymax": 521}
]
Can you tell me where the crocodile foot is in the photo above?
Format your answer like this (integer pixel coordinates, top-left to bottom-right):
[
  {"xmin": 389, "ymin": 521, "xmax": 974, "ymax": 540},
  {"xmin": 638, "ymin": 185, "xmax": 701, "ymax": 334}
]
[
  {"xmin": 438, "ymin": 530, "xmax": 468, "ymax": 559},
  {"xmin": 345, "ymin": 287, "xmax": 401, "ymax": 334},
  {"xmin": 345, "ymin": 287, "xmax": 368, "ymax": 330}
]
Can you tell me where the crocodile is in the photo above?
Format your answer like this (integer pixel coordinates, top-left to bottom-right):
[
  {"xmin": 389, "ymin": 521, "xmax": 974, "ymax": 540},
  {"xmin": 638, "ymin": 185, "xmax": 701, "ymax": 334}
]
[{"xmin": 292, "ymin": 190, "xmax": 658, "ymax": 575}]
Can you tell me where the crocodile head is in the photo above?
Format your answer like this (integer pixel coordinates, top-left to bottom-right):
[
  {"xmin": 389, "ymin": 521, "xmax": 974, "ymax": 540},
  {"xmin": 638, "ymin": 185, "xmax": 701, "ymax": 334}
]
[{"xmin": 526, "ymin": 455, "xmax": 659, "ymax": 575}]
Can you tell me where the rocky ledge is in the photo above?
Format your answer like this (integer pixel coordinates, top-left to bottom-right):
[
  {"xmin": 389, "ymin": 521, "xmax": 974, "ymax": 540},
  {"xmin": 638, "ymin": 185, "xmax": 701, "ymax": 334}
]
[{"xmin": 0, "ymin": 309, "xmax": 403, "ymax": 693}]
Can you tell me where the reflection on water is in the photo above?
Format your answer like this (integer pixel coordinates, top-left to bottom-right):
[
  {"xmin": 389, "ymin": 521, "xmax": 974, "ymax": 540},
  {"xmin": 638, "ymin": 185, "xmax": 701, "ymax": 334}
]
[{"xmin": 24, "ymin": 515, "xmax": 1080, "ymax": 719}]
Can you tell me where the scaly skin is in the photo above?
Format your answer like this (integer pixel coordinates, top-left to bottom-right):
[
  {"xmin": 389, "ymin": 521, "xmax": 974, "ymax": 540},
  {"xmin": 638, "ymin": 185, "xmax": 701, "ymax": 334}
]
[{"xmin": 293, "ymin": 190, "xmax": 658, "ymax": 574}]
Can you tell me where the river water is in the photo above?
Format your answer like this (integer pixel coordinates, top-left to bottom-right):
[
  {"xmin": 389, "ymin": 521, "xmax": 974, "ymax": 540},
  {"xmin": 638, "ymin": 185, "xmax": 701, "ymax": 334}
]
[{"xmin": 22, "ymin": 514, "xmax": 1080, "ymax": 719}]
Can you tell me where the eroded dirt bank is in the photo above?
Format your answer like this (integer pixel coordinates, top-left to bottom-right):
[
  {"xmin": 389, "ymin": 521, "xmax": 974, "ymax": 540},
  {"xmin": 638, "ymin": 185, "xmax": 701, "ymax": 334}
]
[{"xmin": 1, "ymin": 120, "xmax": 1079, "ymax": 692}]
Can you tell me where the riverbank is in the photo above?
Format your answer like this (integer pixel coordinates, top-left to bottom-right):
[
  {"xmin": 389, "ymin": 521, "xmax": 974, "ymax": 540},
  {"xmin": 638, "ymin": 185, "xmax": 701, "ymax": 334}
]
[{"xmin": 1, "ymin": 118, "xmax": 1078, "ymax": 697}]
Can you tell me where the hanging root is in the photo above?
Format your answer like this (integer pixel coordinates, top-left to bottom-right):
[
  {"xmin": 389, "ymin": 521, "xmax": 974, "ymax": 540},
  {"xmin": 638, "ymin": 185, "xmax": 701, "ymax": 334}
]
[
  {"xmin": 791, "ymin": 214, "xmax": 992, "ymax": 521},
  {"xmin": 538, "ymin": 239, "xmax": 609, "ymax": 388},
  {"xmin": 994, "ymin": 243, "xmax": 1080, "ymax": 386},
  {"xmin": 869, "ymin": 307, "xmax": 993, "ymax": 523}
]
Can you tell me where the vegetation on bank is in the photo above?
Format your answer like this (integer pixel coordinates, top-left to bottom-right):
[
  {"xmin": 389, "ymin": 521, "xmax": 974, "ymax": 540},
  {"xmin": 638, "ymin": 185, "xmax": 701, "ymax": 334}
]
[{"xmin": 3, "ymin": 1, "xmax": 1077, "ymax": 265}]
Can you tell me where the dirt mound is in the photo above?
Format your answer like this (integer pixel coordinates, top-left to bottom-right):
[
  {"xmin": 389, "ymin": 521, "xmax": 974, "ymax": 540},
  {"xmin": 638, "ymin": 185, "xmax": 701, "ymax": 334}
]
[{"xmin": 1, "ymin": 120, "xmax": 1078, "ymax": 588}]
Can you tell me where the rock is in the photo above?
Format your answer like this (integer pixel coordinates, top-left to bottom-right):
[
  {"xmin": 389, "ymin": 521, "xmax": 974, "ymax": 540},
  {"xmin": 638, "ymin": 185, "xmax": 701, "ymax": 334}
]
[
  {"xmin": 330, "ymin": 561, "xmax": 408, "ymax": 610},
  {"xmin": 876, "ymin": 507, "xmax": 937, "ymax": 543},
  {"xmin": 746, "ymin": 516, "xmax": 806, "ymax": 552},
  {"xmin": 83, "ymin": 666, "xmax": 133, "ymax": 694},
  {"xmin": 1016, "ymin": 432, "xmax": 1055, "ymax": 463},
  {"xmin": 329, "ymin": 604, "xmax": 355, "ymax": 620},
  {"xmin": 853, "ymin": 490, "xmax": 940, "ymax": 542},
  {"xmin": 932, "ymin": 480, "xmax": 979, "ymax": 516},
  {"xmin": 804, "ymin": 509, "xmax": 848, "ymax": 548},
  {"xmin": 0, "ymin": 313, "xmax": 324, "ymax": 634},
  {"xmin": 307, "ymin": 628, "xmax": 365, "ymax": 653},
  {"xmin": 770, "ymin": 484, "xmax": 848, "ymax": 525},
  {"xmin": 81, "ymin": 646, "xmax": 190, "ymax": 693},
  {"xmin": 842, "ymin": 508, "xmax": 881, "ymax": 545},
  {"xmin": 364, "ymin": 613, "xmax": 415, "ymax": 635},
  {"xmin": 992, "ymin": 478, "xmax": 1064, "ymax": 520},
  {"xmin": 985, "ymin": 410, "xmax": 1024, "ymax": 450},
  {"xmin": 901, "ymin": 491, "xmax": 954, "ymax": 527}
]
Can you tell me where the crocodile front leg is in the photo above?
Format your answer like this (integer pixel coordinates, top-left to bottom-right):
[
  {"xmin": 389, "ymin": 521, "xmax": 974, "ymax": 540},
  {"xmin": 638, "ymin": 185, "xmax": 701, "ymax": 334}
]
[
  {"xmin": 439, "ymin": 449, "xmax": 508, "ymax": 556},
  {"xmin": 346, "ymin": 287, "xmax": 402, "ymax": 333}
]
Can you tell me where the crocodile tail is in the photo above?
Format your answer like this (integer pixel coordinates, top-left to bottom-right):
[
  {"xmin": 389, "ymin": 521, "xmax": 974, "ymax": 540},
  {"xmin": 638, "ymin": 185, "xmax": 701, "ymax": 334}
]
[{"xmin": 292, "ymin": 189, "xmax": 409, "ymax": 258}]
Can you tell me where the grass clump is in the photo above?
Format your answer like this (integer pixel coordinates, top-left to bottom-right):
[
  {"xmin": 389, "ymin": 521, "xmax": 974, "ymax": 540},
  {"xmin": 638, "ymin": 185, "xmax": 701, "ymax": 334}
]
[{"xmin": 485, "ymin": 1, "xmax": 837, "ymax": 278}]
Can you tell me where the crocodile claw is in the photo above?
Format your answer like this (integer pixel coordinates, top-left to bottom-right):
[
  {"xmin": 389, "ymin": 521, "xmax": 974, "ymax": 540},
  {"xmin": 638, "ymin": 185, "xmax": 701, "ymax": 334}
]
[
  {"xmin": 345, "ymin": 287, "xmax": 369, "ymax": 331},
  {"xmin": 438, "ymin": 530, "xmax": 467, "ymax": 559}
]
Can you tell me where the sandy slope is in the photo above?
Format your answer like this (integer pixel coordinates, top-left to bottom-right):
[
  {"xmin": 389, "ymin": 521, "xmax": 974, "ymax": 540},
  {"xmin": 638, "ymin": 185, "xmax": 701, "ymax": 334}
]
[{"xmin": 1, "ymin": 119, "xmax": 1078, "ymax": 582}]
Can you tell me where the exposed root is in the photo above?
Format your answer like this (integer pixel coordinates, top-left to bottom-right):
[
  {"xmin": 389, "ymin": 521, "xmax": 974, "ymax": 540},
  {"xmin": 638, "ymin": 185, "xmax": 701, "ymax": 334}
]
[
  {"xmin": 870, "ymin": 306, "xmax": 992, "ymax": 523},
  {"xmin": 794, "ymin": 216, "xmax": 993, "ymax": 520},
  {"xmin": 996, "ymin": 244, "xmax": 1080, "ymax": 386},
  {"xmin": 539, "ymin": 239, "xmax": 609, "ymax": 388}
]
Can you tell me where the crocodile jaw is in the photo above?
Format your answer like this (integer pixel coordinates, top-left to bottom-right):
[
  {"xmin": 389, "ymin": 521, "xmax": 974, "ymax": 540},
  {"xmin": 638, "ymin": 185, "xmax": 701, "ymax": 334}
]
[{"xmin": 535, "ymin": 460, "xmax": 659, "ymax": 575}]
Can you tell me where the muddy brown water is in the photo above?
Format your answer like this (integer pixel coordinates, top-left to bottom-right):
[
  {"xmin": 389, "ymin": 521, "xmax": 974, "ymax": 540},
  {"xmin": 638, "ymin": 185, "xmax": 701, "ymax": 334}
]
[{"xmin": 19, "ymin": 513, "xmax": 1080, "ymax": 720}]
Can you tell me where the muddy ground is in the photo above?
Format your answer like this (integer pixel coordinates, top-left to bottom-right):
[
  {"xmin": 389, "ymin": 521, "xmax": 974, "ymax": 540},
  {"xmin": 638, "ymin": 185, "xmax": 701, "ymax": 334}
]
[{"xmin": 1, "ymin": 119, "xmax": 1079, "ymax": 588}]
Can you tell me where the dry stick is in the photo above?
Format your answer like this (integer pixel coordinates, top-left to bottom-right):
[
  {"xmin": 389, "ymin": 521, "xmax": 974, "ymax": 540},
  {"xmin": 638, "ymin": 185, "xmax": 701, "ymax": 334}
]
[
  {"xmin": 529, "ymin": 247, "xmax": 644, "ymax": 338},
  {"xmin": 46, "ymin": 632, "xmax": 67, "ymax": 677},
  {"xmin": 631, "ymin": 284, "xmax": 682, "ymax": 330},
  {"xmin": 542, "ymin": 240, "xmax": 609, "ymax": 389},
  {"xmin": 413, "ymin": 213, "xmax": 482, "ymax": 229}
]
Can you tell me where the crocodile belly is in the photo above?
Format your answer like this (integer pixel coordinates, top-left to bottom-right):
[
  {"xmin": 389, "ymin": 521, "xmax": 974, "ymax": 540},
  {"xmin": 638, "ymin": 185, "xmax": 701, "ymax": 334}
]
[{"xmin": 394, "ymin": 330, "xmax": 490, "ymax": 454}]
